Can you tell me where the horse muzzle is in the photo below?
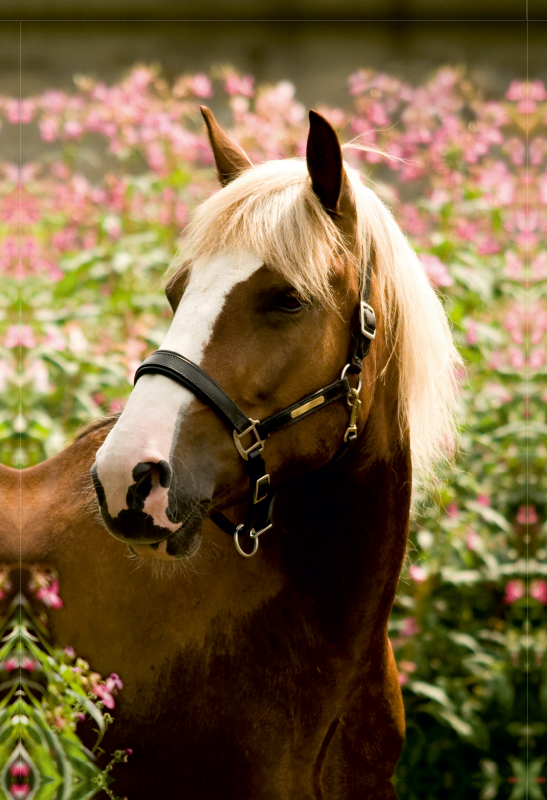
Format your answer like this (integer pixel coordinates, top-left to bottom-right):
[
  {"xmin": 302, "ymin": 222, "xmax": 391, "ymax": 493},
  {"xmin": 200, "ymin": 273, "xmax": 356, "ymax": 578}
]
[{"xmin": 91, "ymin": 460, "xmax": 210, "ymax": 559}]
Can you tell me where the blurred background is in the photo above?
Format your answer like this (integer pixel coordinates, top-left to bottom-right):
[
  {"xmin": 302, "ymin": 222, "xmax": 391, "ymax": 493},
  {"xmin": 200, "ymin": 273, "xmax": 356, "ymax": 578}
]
[
  {"xmin": 1, "ymin": 4, "xmax": 546, "ymax": 800},
  {"xmin": 0, "ymin": 1, "xmax": 545, "ymax": 162}
]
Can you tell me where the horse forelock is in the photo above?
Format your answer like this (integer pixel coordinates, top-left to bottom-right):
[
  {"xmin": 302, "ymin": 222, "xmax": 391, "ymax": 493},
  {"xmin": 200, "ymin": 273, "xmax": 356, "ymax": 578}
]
[
  {"xmin": 164, "ymin": 159, "xmax": 356, "ymax": 310},
  {"xmin": 164, "ymin": 156, "xmax": 461, "ymax": 485}
]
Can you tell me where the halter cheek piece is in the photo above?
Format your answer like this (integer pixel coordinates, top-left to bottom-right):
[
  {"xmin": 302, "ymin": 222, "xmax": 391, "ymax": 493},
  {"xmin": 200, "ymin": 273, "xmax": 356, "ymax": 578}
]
[{"xmin": 134, "ymin": 257, "xmax": 376, "ymax": 557}]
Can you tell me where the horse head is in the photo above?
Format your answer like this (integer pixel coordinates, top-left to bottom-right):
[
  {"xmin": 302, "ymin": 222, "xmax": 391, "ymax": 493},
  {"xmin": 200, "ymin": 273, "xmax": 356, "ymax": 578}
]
[
  {"xmin": 91, "ymin": 110, "xmax": 379, "ymax": 559},
  {"xmin": 92, "ymin": 108, "xmax": 459, "ymax": 564}
]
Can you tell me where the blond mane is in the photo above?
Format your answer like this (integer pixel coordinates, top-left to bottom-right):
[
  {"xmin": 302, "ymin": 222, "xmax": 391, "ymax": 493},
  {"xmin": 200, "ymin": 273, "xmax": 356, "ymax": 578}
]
[{"xmin": 165, "ymin": 158, "xmax": 462, "ymax": 482}]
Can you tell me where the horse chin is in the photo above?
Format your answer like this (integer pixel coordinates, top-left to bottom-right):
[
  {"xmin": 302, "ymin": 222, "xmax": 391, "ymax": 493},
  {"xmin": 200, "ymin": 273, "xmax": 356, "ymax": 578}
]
[
  {"xmin": 130, "ymin": 540, "xmax": 179, "ymax": 561},
  {"xmin": 128, "ymin": 510, "xmax": 205, "ymax": 561},
  {"xmin": 129, "ymin": 532, "xmax": 203, "ymax": 562}
]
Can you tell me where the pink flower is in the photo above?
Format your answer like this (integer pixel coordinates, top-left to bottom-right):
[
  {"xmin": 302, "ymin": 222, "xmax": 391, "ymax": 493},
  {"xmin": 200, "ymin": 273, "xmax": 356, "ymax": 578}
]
[
  {"xmin": 348, "ymin": 70, "xmax": 371, "ymax": 95},
  {"xmin": 409, "ymin": 564, "xmax": 428, "ymax": 583},
  {"xmin": 10, "ymin": 762, "xmax": 30, "ymax": 778},
  {"xmin": 40, "ymin": 88, "xmax": 67, "ymax": 113},
  {"xmin": 4, "ymin": 325, "xmax": 36, "ymax": 349},
  {"xmin": 506, "ymin": 80, "xmax": 546, "ymax": 113},
  {"xmin": 10, "ymin": 785, "xmax": 30, "ymax": 799},
  {"xmin": 529, "ymin": 349, "xmax": 546, "ymax": 369},
  {"xmin": 418, "ymin": 254, "xmax": 453, "ymax": 288},
  {"xmin": 504, "ymin": 580, "xmax": 525, "ymax": 604},
  {"xmin": 107, "ymin": 673, "xmax": 124, "ymax": 691},
  {"xmin": 400, "ymin": 617, "xmax": 421, "ymax": 636},
  {"xmin": 64, "ymin": 120, "xmax": 83, "ymax": 139},
  {"xmin": 466, "ymin": 530, "xmax": 480, "ymax": 551},
  {"xmin": 477, "ymin": 239, "xmax": 500, "ymax": 256},
  {"xmin": 92, "ymin": 683, "xmax": 116, "ymax": 709},
  {"xmin": 398, "ymin": 672, "xmax": 409, "ymax": 686},
  {"xmin": 466, "ymin": 320, "xmax": 478, "ymax": 345},
  {"xmin": 516, "ymin": 505, "xmax": 538, "ymax": 525},
  {"xmin": 21, "ymin": 658, "xmax": 37, "ymax": 671},
  {"xmin": 44, "ymin": 328, "xmax": 66, "ymax": 352},
  {"xmin": 35, "ymin": 579, "xmax": 63, "ymax": 609},
  {"xmin": 508, "ymin": 349, "xmax": 526, "ymax": 370},
  {"xmin": 530, "ymin": 137, "xmax": 547, "ymax": 166},
  {"xmin": 454, "ymin": 220, "xmax": 478, "ymax": 241},
  {"xmin": 5, "ymin": 99, "xmax": 35, "ymax": 124},
  {"xmin": 92, "ymin": 673, "xmax": 123, "ymax": 709},
  {"xmin": 446, "ymin": 503, "xmax": 459, "ymax": 518},
  {"xmin": 504, "ymin": 252, "xmax": 523, "ymax": 280},
  {"xmin": 127, "ymin": 66, "xmax": 154, "ymax": 91},
  {"xmin": 39, "ymin": 117, "xmax": 59, "ymax": 142},
  {"xmin": 64, "ymin": 646, "xmax": 76, "ymax": 658},
  {"xmin": 224, "ymin": 75, "xmax": 254, "ymax": 97},
  {"xmin": 2, "ymin": 658, "xmax": 18, "ymax": 671},
  {"xmin": 530, "ymin": 580, "xmax": 547, "ymax": 604},
  {"xmin": 477, "ymin": 495, "xmax": 490, "ymax": 506},
  {"xmin": 191, "ymin": 74, "xmax": 212, "ymax": 98},
  {"xmin": 529, "ymin": 80, "xmax": 547, "ymax": 100},
  {"xmin": 26, "ymin": 360, "xmax": 50, "ymax": 393},
  {"xmin": 503, "ymin": 137, "xmax": 525, "ymax": 166}
]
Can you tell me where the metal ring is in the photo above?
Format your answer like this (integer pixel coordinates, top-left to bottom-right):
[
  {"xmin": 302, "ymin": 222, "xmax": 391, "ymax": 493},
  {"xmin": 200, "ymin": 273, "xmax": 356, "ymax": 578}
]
[
  {"xmin": 341, "ymin": 364, "xmax": 363, "ymax": 396},
  {"xmin": 234, "ymin": 525, "xmax": 259, "ymax": 558}
]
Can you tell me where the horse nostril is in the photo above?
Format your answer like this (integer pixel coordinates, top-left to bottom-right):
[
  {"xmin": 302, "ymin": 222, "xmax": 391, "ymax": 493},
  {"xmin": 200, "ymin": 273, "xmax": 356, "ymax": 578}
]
[
  {"xmin": 126, "ymin": 461, "xmax": 172, "ymax": 513},
  {"xmin": 132, "ymin": 462, "xmax": 154, "ymax": 483},
  {"xmin": 132, "ymin": 460, "xmax": 172, "ymax": 489}
]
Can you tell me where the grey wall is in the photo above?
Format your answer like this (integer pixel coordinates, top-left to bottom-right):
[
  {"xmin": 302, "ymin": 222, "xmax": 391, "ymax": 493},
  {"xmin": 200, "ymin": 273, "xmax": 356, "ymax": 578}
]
[{"xmin": 1, "ymin": 0, "xmax": 545, "ymax": 21}]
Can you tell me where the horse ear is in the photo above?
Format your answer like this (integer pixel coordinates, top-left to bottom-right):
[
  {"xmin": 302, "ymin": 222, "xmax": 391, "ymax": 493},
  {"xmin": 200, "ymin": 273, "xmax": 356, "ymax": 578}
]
[
  {"xmin": 306, "ymin": 110, "xmax": 352, "ymax": 218},
  {"xmin": 200, "ymin": 106, "xmax": 253, "ymax": 186}
]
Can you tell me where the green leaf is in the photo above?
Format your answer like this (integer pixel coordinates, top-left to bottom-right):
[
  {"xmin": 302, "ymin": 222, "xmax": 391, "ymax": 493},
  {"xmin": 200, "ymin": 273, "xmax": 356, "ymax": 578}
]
[{"xmin": 408, "ymin": 681, "xmax": 455, "ymax": 710}]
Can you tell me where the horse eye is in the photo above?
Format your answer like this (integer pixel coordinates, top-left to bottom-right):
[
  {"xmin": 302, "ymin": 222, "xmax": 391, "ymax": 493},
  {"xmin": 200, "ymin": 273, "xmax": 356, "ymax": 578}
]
[{"xmin": 274, "ymin": 293, "xmax": 305, "ymax": 313}]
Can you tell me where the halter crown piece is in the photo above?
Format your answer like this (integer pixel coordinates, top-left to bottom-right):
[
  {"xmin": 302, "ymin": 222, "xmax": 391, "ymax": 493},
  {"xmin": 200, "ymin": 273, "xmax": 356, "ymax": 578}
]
[{"xmin": 134, "ymin": 255, "xmax": 376, "ymax": 557}]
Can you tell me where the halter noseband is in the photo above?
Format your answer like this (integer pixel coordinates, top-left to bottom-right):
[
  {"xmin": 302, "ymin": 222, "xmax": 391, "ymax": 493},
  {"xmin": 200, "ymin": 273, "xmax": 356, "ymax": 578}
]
[{"xmin": 134, "ymin": 257, "xmax": 376, "ymax": 557}]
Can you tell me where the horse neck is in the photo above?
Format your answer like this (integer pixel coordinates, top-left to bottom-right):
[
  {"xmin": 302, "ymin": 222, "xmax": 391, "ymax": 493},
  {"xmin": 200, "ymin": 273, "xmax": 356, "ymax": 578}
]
[
  {"xmin": 0, "ymin": 464, "xmax": 24, "ymax": 561},
  {"xmin": 274, "ymin": 351, "xmax": 411, "ymax": 643},
  {"xmin": 18, "ymin": 421, "xmax": 116, "ymax": 562}
]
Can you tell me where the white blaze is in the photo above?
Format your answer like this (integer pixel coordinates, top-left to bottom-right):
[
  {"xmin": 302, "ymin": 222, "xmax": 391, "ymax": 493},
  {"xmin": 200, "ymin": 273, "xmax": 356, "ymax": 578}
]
[{"xmin": 95, "ymin": 251, "xmax": 263, "ymax": 526}]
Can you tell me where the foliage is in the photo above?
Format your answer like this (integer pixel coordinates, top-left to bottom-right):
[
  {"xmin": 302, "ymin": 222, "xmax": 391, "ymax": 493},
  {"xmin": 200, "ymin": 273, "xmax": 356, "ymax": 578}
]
[
  {"xmin": 0, "ymin": 568, "xmax": 128, "ymax": 799},
  {"xmin": 0, "ymin": 65, "xmax": 545, "ymax": 797}
]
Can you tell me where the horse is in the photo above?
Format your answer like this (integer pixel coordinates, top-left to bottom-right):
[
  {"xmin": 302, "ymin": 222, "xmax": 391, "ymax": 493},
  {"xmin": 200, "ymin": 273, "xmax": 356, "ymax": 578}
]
[{"xmin": 6, "ymin": 109, "xmax": 460, "ymax": 799}]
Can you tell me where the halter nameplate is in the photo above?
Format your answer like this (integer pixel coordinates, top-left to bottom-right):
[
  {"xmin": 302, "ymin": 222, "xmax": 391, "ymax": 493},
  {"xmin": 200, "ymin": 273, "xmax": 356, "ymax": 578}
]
[{"xmin": 290, "ymin": 396, "xmax": 324, "ymax": 418}]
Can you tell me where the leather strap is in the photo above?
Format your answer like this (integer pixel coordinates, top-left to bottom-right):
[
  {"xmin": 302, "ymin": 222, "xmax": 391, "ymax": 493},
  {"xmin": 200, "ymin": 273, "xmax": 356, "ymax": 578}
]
[
  {"xmin": 257, "ymin": 378, "xmax": 350, "ymax": 439},
  {"xmin": 134, "ymin": 350, "xmax": 250, "ymax": 434},
  {"xmin": 135, "ymin": 353, "xmax": 353, "ymax": 446},
  {"xmin": 347, "ymin": 255, "xmax": 376, "ymax": 374}
]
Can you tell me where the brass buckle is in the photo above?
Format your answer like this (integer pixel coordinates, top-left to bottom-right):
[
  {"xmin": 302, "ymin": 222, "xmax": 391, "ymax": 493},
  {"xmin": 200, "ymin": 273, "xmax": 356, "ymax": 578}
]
[
  {"xmin": 341, "ymin": 366, "xmax": 363, "ymax": 442},
  {"xmin": 254, "ymin": 474, "xmax": 271, "ymax": 504},
  {"xmin": 234, "ymin": 522, "xmax": 272, "ymax": 558},
  {"xmin": 344, "ymin": 388, "xmax": 361, "ymax": 442},
  {"xmin": 233, "ymin": 419, "xmax": 264, "ymax": 461}
]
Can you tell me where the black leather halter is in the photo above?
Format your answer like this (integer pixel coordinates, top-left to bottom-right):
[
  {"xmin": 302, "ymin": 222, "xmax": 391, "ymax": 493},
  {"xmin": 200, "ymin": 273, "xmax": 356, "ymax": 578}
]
[{"xmin": 134, "ymin": 257, "xmax": 376, "ymax": 557}]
